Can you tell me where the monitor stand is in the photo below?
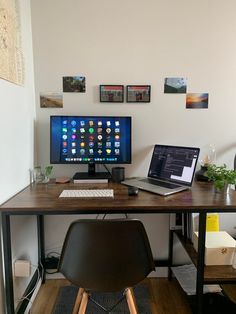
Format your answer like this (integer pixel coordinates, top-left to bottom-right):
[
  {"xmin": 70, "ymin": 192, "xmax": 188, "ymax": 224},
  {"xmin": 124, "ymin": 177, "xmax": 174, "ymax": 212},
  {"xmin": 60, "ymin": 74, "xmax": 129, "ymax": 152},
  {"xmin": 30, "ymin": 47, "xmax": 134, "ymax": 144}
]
[{"xmin": 73, "ymin": 163, "xmax": 111, "ymax": 181}]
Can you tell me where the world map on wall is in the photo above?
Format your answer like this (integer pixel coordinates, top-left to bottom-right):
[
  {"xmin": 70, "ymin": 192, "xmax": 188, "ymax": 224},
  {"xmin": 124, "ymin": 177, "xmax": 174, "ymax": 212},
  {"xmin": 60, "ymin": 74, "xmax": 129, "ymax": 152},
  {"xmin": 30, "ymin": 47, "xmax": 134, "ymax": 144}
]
[{"xmin": 0, "ymin": 0, "xmax": 24, "ymax": 85}]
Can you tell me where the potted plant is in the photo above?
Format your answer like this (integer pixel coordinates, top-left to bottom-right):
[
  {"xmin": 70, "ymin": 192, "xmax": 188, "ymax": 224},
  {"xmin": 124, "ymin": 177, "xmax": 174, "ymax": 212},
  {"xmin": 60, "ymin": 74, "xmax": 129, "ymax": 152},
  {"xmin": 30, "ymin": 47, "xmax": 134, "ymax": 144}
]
[
  {"xmin": 42, "ymin": 165, "xmax": 53, "ymax": 183},
  {"xmin": 34, "ymin": 165, "xmax": 53, "ymax": 183},
  {"xmin": 205, "ymin": 164, "xmax": 236, "ymax": 192}
]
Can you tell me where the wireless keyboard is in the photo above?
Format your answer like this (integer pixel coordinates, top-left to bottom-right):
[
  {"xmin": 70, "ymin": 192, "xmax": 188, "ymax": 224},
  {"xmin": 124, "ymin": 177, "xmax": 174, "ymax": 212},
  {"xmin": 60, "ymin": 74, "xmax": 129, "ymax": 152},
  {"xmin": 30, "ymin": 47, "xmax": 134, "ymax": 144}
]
[{"xmin": 59, "ymin": 189, "xmax": 114, "ymax": 198}]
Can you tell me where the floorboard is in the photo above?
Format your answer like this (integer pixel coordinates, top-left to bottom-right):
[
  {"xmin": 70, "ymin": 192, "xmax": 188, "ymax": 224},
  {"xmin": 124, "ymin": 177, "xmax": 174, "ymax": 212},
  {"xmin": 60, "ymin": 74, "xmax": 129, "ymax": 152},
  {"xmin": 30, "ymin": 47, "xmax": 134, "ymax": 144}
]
[{"xmin": 31, "ymin": 278, "xmax": 192, "ymax": 314}]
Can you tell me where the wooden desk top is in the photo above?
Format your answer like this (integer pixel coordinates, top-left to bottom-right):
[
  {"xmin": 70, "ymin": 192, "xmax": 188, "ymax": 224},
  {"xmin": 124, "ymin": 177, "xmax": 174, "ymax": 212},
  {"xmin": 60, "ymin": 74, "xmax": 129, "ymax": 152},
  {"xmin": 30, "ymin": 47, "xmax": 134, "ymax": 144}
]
[{"xmin": 1, "ymin": 181, "xmax": 236, "ymax": 215}]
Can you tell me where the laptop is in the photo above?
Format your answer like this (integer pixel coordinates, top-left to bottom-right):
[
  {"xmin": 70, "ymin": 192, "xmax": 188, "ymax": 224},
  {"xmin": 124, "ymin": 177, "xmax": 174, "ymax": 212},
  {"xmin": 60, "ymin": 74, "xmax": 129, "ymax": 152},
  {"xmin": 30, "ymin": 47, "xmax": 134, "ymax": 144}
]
[{"xmin": 122, "ymin": 144, "xmax": 200, "ymax": 196}]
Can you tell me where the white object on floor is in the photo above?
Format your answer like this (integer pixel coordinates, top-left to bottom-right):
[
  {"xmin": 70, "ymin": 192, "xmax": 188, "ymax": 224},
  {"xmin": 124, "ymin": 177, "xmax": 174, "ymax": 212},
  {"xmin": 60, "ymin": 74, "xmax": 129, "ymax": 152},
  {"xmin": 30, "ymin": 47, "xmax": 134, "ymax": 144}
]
[{"xmin": 171, "ymin": 264, "xmax": 222, "ymax": 295}]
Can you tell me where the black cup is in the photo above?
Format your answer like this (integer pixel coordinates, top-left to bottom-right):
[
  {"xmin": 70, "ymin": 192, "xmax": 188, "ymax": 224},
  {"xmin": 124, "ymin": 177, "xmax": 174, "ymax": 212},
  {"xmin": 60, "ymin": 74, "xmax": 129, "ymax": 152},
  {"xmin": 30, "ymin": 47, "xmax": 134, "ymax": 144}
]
[{"xmin": 112, "ymin": 167, "xmax": 125, "ymax": 183}]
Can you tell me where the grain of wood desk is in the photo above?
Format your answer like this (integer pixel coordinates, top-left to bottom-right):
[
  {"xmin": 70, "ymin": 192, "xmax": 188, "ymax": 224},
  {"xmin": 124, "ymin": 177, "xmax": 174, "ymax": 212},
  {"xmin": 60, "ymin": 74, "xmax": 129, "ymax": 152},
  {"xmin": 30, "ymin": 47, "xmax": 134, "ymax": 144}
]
[{"xmin": 1, "ymin": 180, "xmax": 236, "ymax": 314}]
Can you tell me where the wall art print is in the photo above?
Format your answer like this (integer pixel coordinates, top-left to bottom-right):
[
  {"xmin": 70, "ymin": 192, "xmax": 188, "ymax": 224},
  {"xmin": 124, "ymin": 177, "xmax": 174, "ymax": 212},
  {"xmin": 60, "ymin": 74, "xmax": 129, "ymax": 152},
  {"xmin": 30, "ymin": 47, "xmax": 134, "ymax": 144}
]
[
  {"xmin": 164, "ymin": 78, "xmax": 187, "ymax": 94},
  {"xmin": 63, "ymin": 76, "xmax": 86, "ymax": 92},
  {"xmin": 186, "ymin": 93, "xmax": 209, "ymax": 109},
  {"xmin": 100, "ymin": 85, "xmax": 124, "ymax": 102},
  {"xmin": 126, "ymin": 85, "xmax": 151, "ymax": 103},
  {"xmin": 0, "ymin": 0, "xmax": 24, "ymax": 85},
  {"xmin": 40, "ymin": 92, "xmax": 63, "ymax": 108}
]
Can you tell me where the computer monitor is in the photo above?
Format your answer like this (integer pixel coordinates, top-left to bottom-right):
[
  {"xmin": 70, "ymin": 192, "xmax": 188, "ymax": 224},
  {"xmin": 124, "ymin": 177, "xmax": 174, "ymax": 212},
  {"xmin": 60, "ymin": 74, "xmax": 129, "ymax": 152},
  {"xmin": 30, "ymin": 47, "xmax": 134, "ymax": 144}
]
[{"xmin": 50, "ymin": 115, "xmax": 132, "ymax": 178}]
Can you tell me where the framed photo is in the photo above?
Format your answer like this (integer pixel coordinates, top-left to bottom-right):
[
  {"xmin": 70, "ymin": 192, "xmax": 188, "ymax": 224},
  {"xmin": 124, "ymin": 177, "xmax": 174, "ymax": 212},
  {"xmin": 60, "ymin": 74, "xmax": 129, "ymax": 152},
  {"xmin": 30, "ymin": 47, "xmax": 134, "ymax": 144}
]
[
  {"xmin": 126, "ymin": 85, "xmax": 151, "ymax": 103},
  {"xmin": 100, "ymin": 85, "xmax": 124, "ymax": 102}
]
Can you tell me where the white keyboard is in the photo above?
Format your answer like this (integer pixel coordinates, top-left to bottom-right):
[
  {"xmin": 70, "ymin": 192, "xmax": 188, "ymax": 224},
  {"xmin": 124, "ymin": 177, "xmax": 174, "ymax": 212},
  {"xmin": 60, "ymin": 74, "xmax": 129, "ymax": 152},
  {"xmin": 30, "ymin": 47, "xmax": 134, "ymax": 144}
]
[{"xmin": 59, "ymin": 189, "xmax": 114, "ymax": 198}]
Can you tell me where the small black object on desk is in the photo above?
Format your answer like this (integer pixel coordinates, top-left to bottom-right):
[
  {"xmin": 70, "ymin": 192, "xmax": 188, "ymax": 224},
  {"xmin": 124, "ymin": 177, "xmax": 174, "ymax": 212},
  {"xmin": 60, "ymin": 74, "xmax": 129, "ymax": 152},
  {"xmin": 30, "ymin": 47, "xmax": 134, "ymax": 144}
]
[
  {"xmin": 195, "ymin": 166, "xmax": 209, "ymax": 182},
  {"xmin": 128, "ymin": 186, "xmax": 139, "ymax": 196},
  {"xmin": 112, "ymin": 167, "xmax": 125, "ymax": 183}
]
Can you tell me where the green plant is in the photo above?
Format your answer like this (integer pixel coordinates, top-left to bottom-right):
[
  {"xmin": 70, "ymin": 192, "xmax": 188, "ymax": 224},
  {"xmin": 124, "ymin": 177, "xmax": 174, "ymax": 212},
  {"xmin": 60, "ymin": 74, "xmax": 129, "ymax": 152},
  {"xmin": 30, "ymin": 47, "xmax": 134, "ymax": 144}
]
[
  {"xmin": 34, "ymin": 165, "xmax": 53, "ymax": 183},
  {"xmin": 45, "ymin": 165, "xmax": 53, "ymax": 177},
  {"xmin": 205, "ymin": 164, "xmax": 236, "ymax": 190}
]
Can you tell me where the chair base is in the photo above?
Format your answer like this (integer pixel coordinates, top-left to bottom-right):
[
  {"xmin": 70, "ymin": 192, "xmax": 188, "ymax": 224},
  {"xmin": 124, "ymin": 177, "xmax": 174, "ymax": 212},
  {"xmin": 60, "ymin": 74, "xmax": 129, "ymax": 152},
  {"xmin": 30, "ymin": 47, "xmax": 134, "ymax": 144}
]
[
  {"xmin": 72, "ymin": 287, "xmax": 138, "ymax": 314},
  {"xmin": 126, "ymin": 288, "xmax": 138, "ymax": 314},
  {"xmin": 72, "ymin": 288, "xmax": 85, "ymax": 314}
]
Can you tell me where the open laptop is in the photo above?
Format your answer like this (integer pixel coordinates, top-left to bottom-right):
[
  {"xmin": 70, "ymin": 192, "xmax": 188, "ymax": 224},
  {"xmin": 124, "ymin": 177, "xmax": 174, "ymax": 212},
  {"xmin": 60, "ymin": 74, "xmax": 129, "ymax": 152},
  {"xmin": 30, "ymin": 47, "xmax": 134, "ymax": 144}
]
[{"xmin": 122, "ymin": 144, "xmax": 200, "ymax": 196}]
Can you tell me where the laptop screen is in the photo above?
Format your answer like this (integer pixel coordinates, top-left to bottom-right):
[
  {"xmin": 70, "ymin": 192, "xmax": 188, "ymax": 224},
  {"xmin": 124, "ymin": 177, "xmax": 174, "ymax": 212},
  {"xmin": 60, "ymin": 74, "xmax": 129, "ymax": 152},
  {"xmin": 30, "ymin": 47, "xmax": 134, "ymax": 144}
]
[{"xmin": 148, "ymin": 145, "xmax": 200, "ymax": 186}]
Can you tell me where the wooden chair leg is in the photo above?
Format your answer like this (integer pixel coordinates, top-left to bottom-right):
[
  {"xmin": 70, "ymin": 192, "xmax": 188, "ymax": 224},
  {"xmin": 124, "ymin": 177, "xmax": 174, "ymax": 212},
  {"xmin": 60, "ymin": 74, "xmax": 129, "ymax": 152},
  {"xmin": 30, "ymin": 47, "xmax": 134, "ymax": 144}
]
[
  {"xmin": 125, "ymin": 287, "xmax": 138, "ymax": 314},
  {"xmin": 78, "ymin": 291, "xmax": 89, "ymax": 314},
  {"xmin": 72, "ymin": 288, "xmax": 85, "ymax": 314}
]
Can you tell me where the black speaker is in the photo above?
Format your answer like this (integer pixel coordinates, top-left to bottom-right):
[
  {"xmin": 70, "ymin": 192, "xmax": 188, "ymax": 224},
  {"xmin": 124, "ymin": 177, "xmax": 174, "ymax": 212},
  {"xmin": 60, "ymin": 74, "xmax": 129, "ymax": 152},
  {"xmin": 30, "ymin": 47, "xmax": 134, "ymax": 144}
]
[{"xmin": 112, "ymin": 167, "xmax": 125, "ymax": 183}]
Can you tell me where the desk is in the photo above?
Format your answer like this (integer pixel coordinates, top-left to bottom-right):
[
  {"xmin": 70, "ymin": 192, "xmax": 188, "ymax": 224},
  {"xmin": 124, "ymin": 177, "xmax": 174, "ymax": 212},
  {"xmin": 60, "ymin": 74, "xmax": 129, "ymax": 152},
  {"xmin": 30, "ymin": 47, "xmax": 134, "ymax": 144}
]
[{"xmin": 1, "ymin": 181, "xmax": 236, "ymax": 314}]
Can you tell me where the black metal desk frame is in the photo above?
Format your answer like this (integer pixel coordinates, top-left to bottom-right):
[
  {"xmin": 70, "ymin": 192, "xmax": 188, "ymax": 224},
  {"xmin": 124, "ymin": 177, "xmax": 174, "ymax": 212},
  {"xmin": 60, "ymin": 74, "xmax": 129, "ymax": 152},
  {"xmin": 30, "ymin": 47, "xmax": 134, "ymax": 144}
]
[
  {"xmin": 2, "ymin": 180, "xmax": 235, "ymax": 314},
  {"xmin": 1, "ymin": 210, "xmax": 207, "ymax": 314}
]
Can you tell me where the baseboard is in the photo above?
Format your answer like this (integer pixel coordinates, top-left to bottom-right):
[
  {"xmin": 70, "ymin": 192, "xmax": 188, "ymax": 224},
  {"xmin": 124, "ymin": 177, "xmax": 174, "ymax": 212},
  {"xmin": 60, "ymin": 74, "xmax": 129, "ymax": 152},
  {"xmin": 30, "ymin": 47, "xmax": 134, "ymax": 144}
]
[
  {"xmin": 15, "ymin": 268, "xmax": 42, "ymax": 314},
  {"xmin": 24, "ymin": 278, "xmax": 42, "ymax": 313},
  {"xmin": 46, "ymin": 272, "xmax": 65, "ymax": 280},
  {"xmin": 149, "ymin": 267, "xmax": 168, "ymax": 277}
]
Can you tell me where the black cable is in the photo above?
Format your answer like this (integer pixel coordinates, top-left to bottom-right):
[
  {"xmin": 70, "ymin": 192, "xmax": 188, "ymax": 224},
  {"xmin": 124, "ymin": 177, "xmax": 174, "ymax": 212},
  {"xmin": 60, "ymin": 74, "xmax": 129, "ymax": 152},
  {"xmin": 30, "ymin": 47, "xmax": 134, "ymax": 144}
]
[
  {"xmin": 103, "ymin": 164, "xmax": 111, "ymax": 175},
  {"xmin": 44, "ymin": 251, "xmax": 60, "ymax": 274},
  {"xmin": 46, "ymin": 251, "xmax": 60, "ymax": 258}
]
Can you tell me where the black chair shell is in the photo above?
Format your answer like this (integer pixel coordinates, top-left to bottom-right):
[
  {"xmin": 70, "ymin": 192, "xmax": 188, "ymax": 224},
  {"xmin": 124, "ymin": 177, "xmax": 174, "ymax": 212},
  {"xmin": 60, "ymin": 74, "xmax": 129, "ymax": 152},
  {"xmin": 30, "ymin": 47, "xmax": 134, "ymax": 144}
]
[{"xmin": 59, "ymin": 219, "xmax": 155, "ymax": 293}]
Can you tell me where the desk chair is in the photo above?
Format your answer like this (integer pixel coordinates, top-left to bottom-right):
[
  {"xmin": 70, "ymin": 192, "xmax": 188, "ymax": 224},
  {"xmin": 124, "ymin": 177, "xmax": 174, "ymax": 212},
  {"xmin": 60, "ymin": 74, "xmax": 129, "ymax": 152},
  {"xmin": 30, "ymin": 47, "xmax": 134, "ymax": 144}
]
[{"xmin": 58, "ymin": 219, "xmax": 155, "ymax": 314}]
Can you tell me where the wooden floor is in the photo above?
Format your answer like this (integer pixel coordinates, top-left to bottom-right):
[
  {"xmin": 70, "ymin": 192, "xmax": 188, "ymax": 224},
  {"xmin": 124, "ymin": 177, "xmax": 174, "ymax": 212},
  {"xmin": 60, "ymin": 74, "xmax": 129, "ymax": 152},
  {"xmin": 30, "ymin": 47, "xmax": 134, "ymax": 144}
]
[{"xmin": 31, "ymin": 278, "xmax": 192, "ymax": 314}]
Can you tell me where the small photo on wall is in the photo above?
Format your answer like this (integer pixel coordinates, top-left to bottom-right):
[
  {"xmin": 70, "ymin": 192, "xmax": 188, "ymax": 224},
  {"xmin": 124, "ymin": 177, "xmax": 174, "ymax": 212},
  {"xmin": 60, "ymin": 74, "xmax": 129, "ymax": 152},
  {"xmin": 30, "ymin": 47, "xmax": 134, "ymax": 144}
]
[
  {"xmin": 164, "ymin": 78, "xmax": 187, "ymax": 93},
  {"xmin": 40, "ymin": 92, "xmax": 63, "ymax": 108},
  {"xmin": 63, "ymin": 76, "xmax": 86, "ymax": 92},
  {"xmin": 126, "ymin": 85, "xmax": 151, "ymax": 102},
  {"xmin": 186, "ymin": 93, "xmax": 209, "ymax": 109},
  {"xmin": 100, "ymin": 85, "xmax": 124, "ymax": 102}
]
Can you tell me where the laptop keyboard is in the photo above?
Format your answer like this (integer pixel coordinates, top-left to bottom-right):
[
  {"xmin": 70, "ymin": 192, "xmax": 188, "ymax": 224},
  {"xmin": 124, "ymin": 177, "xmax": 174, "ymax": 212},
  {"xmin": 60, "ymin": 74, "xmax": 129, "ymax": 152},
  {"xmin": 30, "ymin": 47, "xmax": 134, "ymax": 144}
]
[{"xmin": 141, "ymin": 178, "xmax": 181, "ymax": 189}]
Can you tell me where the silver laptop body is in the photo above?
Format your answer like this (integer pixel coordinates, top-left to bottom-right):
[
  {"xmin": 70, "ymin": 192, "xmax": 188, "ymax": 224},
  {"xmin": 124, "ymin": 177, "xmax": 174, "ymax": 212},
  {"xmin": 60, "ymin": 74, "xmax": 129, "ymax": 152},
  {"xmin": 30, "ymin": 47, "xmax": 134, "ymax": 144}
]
[{"xmin": 122, "ymin": 144, "xmax": 200, "ymax": 196}]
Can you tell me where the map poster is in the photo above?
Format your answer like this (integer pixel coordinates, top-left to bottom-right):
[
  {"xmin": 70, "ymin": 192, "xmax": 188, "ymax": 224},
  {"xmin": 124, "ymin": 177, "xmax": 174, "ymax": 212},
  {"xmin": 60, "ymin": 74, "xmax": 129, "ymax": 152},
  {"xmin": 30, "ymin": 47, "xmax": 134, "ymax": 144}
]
[{"xmin": 0, "ymin": 0, "xmax": 24, "ymax": 85}]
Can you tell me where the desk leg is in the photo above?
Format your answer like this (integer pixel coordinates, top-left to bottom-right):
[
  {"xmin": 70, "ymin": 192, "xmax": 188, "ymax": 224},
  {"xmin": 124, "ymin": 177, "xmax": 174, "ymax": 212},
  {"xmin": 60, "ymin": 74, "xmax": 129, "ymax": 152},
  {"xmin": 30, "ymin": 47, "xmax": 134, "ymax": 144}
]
[
  {"xmin": 168, "ymin": 229, "xmax": 173, "ymax": 280},
  {"xmin": 183, "ymin": 213, "xmax": 188, "ymax": 240},
  {"xmin": 2, "ymin": 213, "xmax": 15, "ymax": 314},
  {"xmin": 37, "ymin": 215, "xmax": 45, "ymax": 283},
  {"xmin": 196, "ymin": 212, "xmax": 206, "ymax": 314}
]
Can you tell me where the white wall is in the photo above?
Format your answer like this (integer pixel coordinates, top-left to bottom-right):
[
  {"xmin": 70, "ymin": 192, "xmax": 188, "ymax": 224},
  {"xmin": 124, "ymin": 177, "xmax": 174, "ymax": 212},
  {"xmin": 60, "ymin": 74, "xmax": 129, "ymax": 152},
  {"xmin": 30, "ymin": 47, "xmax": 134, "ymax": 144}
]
[
  {"xmin": 31, "ymin": 0, "xmax": 236, "ymax": 269},
  {"xmin": 0, "ymin": 0, "xmax": 36, "ymax": 312}
]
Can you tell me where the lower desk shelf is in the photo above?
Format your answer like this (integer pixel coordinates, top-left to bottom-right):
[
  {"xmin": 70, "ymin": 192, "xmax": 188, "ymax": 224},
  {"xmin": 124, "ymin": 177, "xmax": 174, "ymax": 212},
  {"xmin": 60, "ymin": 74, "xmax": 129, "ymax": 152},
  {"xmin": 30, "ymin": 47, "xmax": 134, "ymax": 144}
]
[{"xmin": 173, "ymin": 230, "xmax": 236, "ymax": 284}]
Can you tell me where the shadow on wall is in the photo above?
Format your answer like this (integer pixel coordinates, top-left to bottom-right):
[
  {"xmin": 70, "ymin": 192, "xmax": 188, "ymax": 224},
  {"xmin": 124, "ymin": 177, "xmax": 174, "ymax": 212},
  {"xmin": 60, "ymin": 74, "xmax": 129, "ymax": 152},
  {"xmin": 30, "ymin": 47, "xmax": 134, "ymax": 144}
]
[
  {"xmin": 33, "ymin": 118, "xmax": 37, "ymax": 166},
  {"xmin": 215, "ymin": 143, "xmax": 236, "ymax": 167},
  {"xmin": 125, "ymin": 145, "xmax": 153, "ymax": 177}
]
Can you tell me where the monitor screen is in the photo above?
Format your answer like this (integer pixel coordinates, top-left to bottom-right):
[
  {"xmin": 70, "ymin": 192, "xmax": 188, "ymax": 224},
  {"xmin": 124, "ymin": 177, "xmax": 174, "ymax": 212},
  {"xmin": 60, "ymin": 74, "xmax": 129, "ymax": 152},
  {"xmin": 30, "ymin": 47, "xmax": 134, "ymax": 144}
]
[{"xmin": 50, "ymin": 115, "xmax": 132, "ymax": 165}]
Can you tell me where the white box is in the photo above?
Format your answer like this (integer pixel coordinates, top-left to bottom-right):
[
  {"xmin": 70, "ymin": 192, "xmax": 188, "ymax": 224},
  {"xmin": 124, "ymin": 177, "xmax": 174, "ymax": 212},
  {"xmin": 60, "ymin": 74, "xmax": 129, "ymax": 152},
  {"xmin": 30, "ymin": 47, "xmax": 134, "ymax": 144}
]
[
  {"xmin": 14, "ymin": 260, "xmax": 31, "ymax": 277},
  {"xmin": 193, "ymin": 231, "xmax": 236, "ymax": 265}
]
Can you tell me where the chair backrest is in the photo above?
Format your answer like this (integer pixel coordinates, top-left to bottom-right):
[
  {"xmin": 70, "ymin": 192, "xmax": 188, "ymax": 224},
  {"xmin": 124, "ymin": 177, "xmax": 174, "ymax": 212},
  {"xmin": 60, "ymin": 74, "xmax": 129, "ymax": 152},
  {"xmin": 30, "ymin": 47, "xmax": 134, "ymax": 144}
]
[{"xmin": 59, "ymin": 219, "xmax": 155, "ymax": 292}]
